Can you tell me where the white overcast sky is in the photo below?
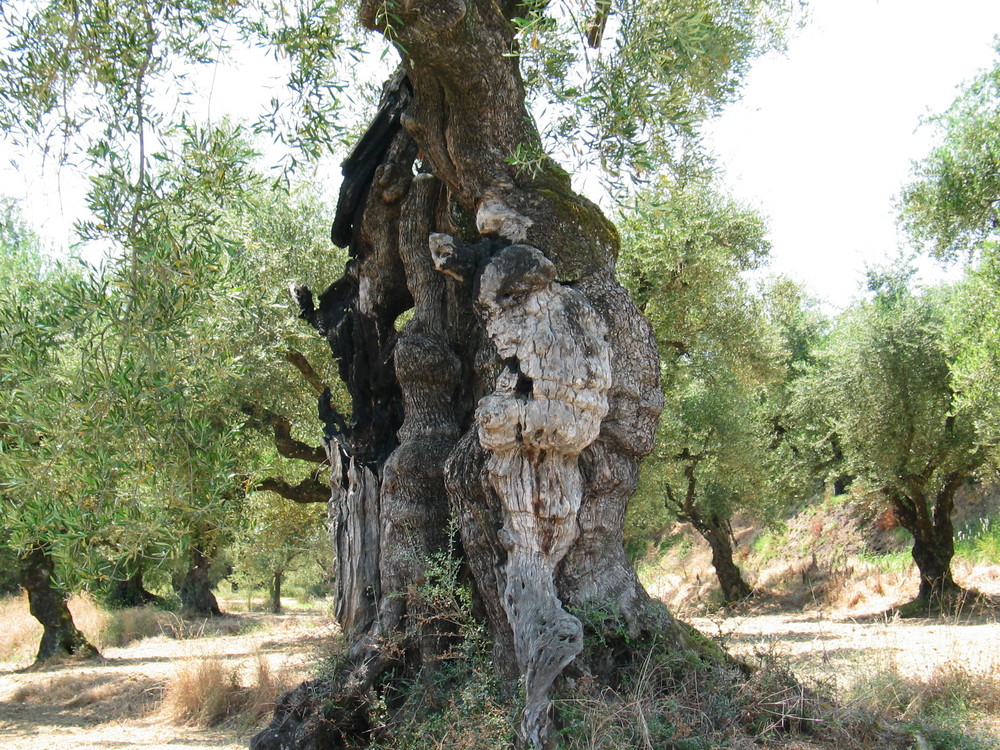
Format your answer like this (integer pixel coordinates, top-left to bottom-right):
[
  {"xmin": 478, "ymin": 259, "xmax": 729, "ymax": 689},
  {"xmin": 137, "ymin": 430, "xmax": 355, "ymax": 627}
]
[
  {"xmin": 4, "ymin": 0, "xmax": 1000, "ymax": 309},
  {"xmin": 705, "ymin": 0, "xmax": 1000, "ymax": 308}
]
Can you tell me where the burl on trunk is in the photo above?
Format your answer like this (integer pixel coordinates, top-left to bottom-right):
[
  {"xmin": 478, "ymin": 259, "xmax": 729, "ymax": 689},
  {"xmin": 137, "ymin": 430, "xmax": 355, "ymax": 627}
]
[{"xmin": 251, "ymin": 0, "xmax": 702, "ymax": 747}]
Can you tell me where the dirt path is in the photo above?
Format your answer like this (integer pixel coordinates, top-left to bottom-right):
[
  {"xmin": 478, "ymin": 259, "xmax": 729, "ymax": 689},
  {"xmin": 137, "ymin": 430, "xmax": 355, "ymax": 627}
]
[
  {"xmin": 0, "ymin": 610, "xmax": 337, "ymax": 750},
  {"xmin": 690, "ymin": 608, "xmax": 1000, "ymax": 687},
  {"xmin": 3, "ymin": 601, "xmax": 998, "ymax": 748}
]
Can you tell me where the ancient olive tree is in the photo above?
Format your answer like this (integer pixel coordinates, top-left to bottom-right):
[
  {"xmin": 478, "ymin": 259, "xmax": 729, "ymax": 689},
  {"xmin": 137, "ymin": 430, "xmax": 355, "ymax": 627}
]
[
  {"xmin": 617, "ymin": 179, "xmax": 786, "ymax": 604},
  {"xmin": 255, "ymin": 3, "xmax": 794, "ymax": 748},
  {"xmin": 0, "ymin": 0, "xmax": 798, "ymax": 743}
]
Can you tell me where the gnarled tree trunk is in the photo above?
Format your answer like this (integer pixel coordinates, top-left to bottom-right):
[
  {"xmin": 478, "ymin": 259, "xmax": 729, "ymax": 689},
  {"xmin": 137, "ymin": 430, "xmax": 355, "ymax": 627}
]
[
  {"xmin": 889, "ymin": 475, "xmax": 964, "ymax": 605},
  {"xmin": 20, "ymin": 544, "xmax": 99, "ymax": 664},
  {"xmin": 664, "ymin": 452, "xmax": 753, "ymax": 605},
  {"xmin": 178, "ymin": 545, "xmax": 221, "ymax": 617},
  {"xmin": 694, "ymin": 516, "xmax": 753, "ymax": 604},
  {"xmin": 107, "ymin": 555, "xmax": 164, "ymax": 609},
  {"xmin": 252, "ymin": 4, "xmax": 719, "ymax": 748}
]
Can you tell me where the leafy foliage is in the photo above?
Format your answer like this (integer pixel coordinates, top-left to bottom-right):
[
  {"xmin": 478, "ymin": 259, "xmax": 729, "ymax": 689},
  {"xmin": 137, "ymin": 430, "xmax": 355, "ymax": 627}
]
[
  {"xmin": 899, "ymin": 41, "xmax": 1000, "ymax": 261},
  {"xmin": 618, "ymin": 178, "xmax": 818, "ymax": 589},
  {"xmin": 800, "ymin": 266, "xmax": 989, "ymax": 600},
  {"xmin": 820, "ymin": 269, "xmax": 982, "ymax": 499},
  {"xmin": 519, "ymin": 0, "xmax": 793, "ymax": 184}
]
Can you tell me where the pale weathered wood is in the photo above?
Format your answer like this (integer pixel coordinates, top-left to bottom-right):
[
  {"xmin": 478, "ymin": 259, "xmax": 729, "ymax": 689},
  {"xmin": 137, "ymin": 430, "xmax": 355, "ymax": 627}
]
[{"xmin": 474, "ymin": 244, "xmax": 612, "ymax": 746}]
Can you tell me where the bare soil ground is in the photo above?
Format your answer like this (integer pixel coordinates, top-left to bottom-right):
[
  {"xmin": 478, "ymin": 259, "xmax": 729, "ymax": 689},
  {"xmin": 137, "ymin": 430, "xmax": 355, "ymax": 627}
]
[
  {"xmin": 2, "ymin": 588, "xmax": 999, "ymax": 748},
  {"xmin": 0, "ymin": 607, "xmax": 338, "ymax": 750},
  {"xmin": 691, "ymin": 607, "xmax": 1000, "ymax": 688}
]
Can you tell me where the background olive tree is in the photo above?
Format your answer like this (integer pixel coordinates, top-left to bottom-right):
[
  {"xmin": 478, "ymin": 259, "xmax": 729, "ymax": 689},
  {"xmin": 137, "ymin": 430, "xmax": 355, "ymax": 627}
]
[
  {"xmin": 808, "ymin": 267, "xmax": 986, "ymax": 606},
  {"xmin": 618, "ymin": 178, "xmax": 816, "ymax": 603}
]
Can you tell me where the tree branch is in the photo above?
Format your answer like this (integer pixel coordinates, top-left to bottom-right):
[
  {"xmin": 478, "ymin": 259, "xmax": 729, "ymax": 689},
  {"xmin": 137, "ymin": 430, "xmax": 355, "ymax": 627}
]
[
  {"xmin": 257, "ymin": 476, "xmax": 330, "ymax": 504},
  {"xmin": 242, "ymin": 404, "xmax": 327, "ymax": 464},
  {"xmin": 284, "ymin": 349, "xmax": 327, "ymax": 395}
]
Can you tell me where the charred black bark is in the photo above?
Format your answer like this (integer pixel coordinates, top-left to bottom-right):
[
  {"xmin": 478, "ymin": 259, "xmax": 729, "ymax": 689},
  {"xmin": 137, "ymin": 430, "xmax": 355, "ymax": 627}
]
[
  {"xmin": 330, "ymin": 70, "xmax": 412, "ymax": 249},
  {"xmin": 20, "ymin": 545, "xmax": 99, "ymax": 663}
]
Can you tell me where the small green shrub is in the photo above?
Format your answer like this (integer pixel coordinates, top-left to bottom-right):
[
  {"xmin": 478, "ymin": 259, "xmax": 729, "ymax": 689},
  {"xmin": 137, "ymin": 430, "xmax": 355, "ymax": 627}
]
[
  {"xmin": 955, "ymin": 515, "xmax": 1000, "ymax": 564},
  {"xmin": 368, "ymin": 534, "xmax": 518, "ymax": 750},
  {"xmin": 752, "ymin": 523, "xmax": 788, "ymax": 564}
]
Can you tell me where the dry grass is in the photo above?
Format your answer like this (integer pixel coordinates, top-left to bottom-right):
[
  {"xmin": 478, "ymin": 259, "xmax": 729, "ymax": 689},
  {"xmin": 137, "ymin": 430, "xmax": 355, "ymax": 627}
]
[
  {"xmin": 160, "ymin": 650, "xmax": 298, "ymax": 728},
  {"xmin": 554, "ymin": 650, "xmax": 913, "ymax": 750},
  {"xmin": 0, "ymin": 592, "xmax": 258, "ymax": 665},
  {"xmin": 68, "ymin": 592, "xmax": 113, "ymax": 641},
  {"xmin": 10, "ymin": 672, "xmax": 164, "ymax": 717},
  {"xmin": 839, "ymin": 655, "xmax": 1000, "ymax": 748},
  {"xmin": 0, "ymin": 592, "xmax": 152, "ymax": 661},
  {"xmin": 642, "ymin": 522, "xmax": 1000, "ymax": 620},
  {"xmin": 852, "ymin": 654, "xmax": 1000, "ymax": 719},
  {"xmin": 0, "ymin": 593, "xmax": 41, "ymax": 663}
]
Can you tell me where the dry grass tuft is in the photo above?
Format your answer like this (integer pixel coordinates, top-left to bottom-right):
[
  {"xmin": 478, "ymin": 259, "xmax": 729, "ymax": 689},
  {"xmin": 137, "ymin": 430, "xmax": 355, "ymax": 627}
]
[
  {"xmin": 857, "ymin": 657, "xmax": 1000, "ymax": 720},
  {"xmin": 152, "ymin": 612, "xmax": 253, "ymax": 640},
  {"xmin": 11, "ymin": 673, "xmax": 116, "ymax": 705},
  {"xmin": 0, "ymin": 593, "xmax": 42, "ymax": 662},
  {"xmin": 160, "ymin": 650, "xmax": 297, "ymax": 728},
  {"xmin": 161, "ymin": 656, "xmax": 243, "ymax": 726},
  {"xmin": 243, "ymin": 652, "xmax": 297, "ymax": 721}
]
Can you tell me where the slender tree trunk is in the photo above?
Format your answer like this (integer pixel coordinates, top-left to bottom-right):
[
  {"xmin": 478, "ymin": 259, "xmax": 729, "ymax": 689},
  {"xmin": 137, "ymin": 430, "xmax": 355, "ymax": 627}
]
[
  {"xmin": 20, "ymin": 545, "xmax": 99, "ymax": 663},
  {"xmin": 665, "ymin": 455, "xmax": 752, "ymax": 604},
  {"xmin": 178, "ymin": 545, "xmax": 221, "ymax": 617},
  {"xmin": 270, "ymin": 570, "xmax": 283, "ymax": 614},
  {"xmin": 695, "ymin": 518, "xmax": 753, "ymax": 604}
]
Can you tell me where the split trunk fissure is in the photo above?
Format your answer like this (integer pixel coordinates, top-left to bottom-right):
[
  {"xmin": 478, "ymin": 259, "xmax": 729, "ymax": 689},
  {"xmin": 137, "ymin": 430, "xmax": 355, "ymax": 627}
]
[{"xmin": 254, "ymin": 2, "xmax": 686, "ymax": 745}]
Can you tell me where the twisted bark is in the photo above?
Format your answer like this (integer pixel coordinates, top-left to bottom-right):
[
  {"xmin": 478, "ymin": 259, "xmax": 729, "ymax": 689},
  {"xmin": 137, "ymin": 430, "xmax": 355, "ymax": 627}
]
[
  {"xmin": 21, "ymin": 545, "xmax": 100, "ymax": 663},
  {"xmin": 252, "ymin": 1, "xmax": 692, "ymax": 745}
]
